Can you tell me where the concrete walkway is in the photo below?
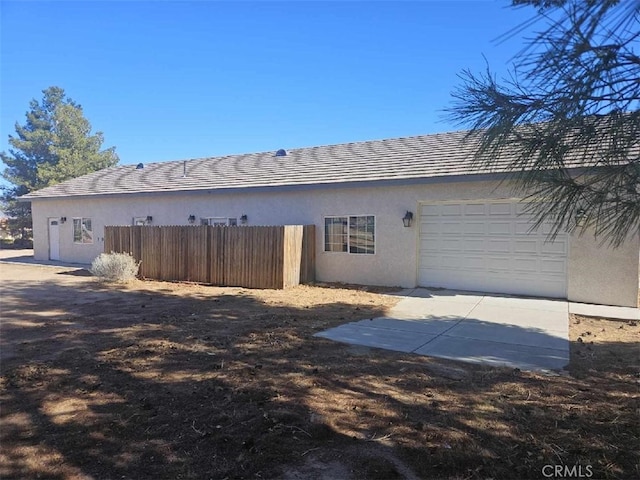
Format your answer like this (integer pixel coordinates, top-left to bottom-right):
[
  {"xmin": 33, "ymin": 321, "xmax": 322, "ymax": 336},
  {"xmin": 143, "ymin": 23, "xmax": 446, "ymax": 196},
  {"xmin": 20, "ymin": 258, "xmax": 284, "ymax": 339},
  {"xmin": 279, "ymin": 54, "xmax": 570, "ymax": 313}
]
[
  {"xmin": 316, "ymin": 288, "xmax": 570, "ymax": 372},
  {"xmin": 0, "ymin": 249, "xmax": 90, "ymax": 269},
  {"xmin": 569, "ymin": 302, "xmax": 640, "ymax": 321}
]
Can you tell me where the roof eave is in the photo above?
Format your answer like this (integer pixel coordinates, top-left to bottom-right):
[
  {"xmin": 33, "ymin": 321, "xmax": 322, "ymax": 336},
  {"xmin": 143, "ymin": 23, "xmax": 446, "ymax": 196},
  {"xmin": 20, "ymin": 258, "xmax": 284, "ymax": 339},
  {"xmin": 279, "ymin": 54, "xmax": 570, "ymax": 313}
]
[{"xmin": 19, "ymin": 171, "xmax": 517, "ymax": 202}]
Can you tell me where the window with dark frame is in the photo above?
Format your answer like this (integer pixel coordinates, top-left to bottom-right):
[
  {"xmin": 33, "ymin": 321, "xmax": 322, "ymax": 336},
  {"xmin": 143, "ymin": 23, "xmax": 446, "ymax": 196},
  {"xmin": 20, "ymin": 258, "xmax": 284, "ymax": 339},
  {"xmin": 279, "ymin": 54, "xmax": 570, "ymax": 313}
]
[
  {"xmin": 200, "ymin": 217, "xmax": 238, "ymax": 226},
  {"xmin": 324, "ymin": 217, "xmax": 348, "ymax": 252},
  {"xmin": 324, "ymin": 215, "xmax": 375, "ymax": 254},
  {"xmin": 348, "ymin": 215, "xmax": 375, "ymax": 254}
]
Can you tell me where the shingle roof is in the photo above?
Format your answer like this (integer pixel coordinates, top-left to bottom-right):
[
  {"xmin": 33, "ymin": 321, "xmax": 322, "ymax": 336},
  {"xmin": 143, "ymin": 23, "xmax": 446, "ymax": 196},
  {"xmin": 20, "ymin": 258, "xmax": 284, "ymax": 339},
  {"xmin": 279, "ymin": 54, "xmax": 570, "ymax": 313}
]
[
  {"xmin": 22, "ymin": 131, "xmax": 505, "ymax": 200},
  {"xmin": 25, "ymin": 110, "xmax": 639, "ymax": 202}
]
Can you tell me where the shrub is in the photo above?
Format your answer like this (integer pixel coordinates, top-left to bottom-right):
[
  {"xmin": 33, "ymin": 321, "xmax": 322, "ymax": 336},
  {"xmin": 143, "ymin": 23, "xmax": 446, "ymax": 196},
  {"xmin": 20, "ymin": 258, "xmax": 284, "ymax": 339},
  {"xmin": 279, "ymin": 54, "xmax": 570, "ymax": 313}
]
[
  {"xmin": 12, "ymin": 238, "xmax": 33, "ymax": 249},
  {"xmin": 90, "ymin": 252, "xmax": 140, "ymax": 282}
]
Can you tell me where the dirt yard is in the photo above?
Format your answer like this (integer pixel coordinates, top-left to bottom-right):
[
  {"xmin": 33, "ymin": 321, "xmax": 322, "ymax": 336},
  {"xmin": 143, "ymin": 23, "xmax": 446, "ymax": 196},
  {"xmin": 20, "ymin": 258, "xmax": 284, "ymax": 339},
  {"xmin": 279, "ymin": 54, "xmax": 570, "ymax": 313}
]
[{"xmin": 1, "ymin": 260, "xmax": 638, "ymax": 479}]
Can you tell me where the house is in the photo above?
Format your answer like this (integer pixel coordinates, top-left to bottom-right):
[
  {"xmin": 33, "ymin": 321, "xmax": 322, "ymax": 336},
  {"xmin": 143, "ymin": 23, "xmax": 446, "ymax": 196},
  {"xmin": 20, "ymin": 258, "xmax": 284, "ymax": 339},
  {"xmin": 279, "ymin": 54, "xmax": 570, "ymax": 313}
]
[{"xmin": 21, "ymin": 131, "xmax": 639, "ymax": 307}]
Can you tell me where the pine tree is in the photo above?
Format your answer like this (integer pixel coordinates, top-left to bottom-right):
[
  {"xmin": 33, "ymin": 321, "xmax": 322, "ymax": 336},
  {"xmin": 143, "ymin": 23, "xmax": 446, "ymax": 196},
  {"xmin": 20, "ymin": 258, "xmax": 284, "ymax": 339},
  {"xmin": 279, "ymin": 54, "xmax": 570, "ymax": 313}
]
[
  {"xmin": 1, "ymin": 86, "xmax": 119, "ymax": 241},
  {"xmin": 448, "ymin": 0, "xmax": 639, "ymax": 246}
]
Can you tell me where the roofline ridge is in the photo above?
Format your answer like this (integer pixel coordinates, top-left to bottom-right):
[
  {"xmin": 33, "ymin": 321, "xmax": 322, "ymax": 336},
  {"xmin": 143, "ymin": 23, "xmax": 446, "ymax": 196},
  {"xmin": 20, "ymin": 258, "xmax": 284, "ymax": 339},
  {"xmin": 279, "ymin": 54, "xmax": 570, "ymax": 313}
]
[{"xmin": 117, "ymin": 129, "xmax": 475, "ymax": 166}]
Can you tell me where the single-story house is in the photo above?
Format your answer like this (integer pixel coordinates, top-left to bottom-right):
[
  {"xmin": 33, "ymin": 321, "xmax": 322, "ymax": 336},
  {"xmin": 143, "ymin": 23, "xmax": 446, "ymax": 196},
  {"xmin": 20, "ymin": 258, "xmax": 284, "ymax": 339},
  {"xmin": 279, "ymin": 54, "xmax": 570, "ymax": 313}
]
[{"xmin": 21, "ymin": 131, "xmax": 639, "ymax": 307}]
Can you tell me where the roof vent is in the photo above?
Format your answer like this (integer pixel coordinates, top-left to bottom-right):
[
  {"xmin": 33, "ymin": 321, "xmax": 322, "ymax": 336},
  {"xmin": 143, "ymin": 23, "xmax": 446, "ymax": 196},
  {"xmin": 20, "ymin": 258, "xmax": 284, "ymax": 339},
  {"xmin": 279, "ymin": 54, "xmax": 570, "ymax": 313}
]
[
  {"xmin": 275, "ymin": 149, "xmax": 287, "ymax": 157},
  {"xmin": 136, "ymin": 163, "xmax": 144, "ymax": 169}
]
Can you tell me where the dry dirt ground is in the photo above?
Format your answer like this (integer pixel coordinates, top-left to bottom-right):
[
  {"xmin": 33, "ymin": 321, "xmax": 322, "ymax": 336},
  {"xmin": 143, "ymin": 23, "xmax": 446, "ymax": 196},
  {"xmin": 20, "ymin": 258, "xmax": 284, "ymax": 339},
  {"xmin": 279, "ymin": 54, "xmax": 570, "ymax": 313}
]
[{"xmin": 1, "ymin": 261, "xmax": 638, "ymax": 480}]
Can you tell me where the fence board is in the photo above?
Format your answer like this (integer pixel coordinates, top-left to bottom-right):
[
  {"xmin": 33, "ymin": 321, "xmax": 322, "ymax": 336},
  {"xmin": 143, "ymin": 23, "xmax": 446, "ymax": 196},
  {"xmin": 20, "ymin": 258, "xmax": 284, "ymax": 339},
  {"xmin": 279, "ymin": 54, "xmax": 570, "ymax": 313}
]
[
  {"xmin": 209, "ymin": 227, "xmax": 223, "ymax": 285},
  {"xmin": 104, "ymin": 225, "xmax": 315, "ymax": 289},
  {"xmin": 141, "ymin": 227, "xmax": 161, "ymax": 279},
  {"xmin": 186, "ymin": 226, "xmax": 208, "ymax": 282},
  {"xmin": 283, "ymin": 225, "xmax": 302, "ymax": 288},
  {"xmin": 300, "ymin": 225, "xmax": 316, "ymax": 283}
]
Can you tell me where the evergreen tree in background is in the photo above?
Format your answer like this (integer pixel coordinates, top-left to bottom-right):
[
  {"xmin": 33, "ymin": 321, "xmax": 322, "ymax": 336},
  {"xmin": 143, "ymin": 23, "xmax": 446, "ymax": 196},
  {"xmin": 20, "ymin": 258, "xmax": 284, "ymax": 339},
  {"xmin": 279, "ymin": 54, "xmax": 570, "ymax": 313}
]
[
  {"xmin": 1, "ymin": 86, "xmax": 119, "ymax": 242},
  {"xmin": 448, "ymin": 0, "xmax": 639, "ymax": 246}
]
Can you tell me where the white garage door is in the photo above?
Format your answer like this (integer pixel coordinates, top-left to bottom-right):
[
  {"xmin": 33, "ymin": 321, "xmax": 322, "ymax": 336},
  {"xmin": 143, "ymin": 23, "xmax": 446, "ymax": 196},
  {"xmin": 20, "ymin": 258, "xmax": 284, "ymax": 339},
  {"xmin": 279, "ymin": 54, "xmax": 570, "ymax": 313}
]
[{"xmin": 418, "ymin": 200, "xmax": 567, "ymax": 298}]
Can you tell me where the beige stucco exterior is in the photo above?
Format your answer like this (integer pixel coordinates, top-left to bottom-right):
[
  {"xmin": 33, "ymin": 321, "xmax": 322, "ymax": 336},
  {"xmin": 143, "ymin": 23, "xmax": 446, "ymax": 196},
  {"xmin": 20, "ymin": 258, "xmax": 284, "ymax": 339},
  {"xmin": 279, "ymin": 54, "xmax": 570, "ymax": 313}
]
[
  {"xmin": 30, "ymin": 178, "xmax": 639, "ymax": 307},
  {"xmin": 567, "ymin": 229, "xmax": 639, "ymax": 307}
]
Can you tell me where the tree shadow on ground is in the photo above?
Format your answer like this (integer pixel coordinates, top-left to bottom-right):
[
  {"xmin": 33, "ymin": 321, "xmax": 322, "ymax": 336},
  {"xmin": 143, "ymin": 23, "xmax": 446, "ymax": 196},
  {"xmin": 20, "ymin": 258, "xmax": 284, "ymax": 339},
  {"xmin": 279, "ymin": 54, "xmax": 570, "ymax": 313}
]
[
  {"xmin": 1, "ymin": 272, "xmax": 638, "ymax": 479},
  {"xmin": 56, "ymin": 268, "xmax": 93, "ymax": 276}
]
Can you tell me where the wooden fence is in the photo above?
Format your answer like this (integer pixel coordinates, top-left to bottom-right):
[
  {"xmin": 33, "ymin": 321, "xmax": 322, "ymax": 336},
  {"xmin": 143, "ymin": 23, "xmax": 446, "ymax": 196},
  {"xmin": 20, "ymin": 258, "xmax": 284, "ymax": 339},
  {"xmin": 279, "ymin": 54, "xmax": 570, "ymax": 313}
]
[{"xmin": 104, "ymin": 225, "xmax": 315, "ymax": 289}]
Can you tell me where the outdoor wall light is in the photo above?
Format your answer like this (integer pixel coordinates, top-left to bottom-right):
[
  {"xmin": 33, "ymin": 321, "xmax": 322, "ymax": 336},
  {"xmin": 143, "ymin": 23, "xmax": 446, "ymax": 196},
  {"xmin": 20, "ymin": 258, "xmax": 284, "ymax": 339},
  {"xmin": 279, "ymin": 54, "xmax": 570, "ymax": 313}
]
[
  {"xmin": 146, "ymin": 216, "xmax": 153, "ymax": 223},
  {"xmin": 240, "ymin": 214, "xmax": 248, "ymax": 225},
  {"xmin": 188, "ymin": 215, "xmax": 196, "ymax": 224},
  {"xmin": 402, "ymin": 211, "xmax": 414, "ymax": 228},
  {"xmin": 60, "ymin": 217, "xmax": 67, "ymax": 223},
  {"xmin": 575, "ymin": 208, "xmax": 586, "ymax": 226}
]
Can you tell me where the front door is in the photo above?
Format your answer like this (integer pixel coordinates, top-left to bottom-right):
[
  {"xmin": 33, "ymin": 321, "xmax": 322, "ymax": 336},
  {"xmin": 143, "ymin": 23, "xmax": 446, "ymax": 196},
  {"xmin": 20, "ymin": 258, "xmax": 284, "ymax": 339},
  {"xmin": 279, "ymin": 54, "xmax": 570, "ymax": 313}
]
[{"xmin": 48, "ymin": 218, "xmax": 60, "ymax": 260}]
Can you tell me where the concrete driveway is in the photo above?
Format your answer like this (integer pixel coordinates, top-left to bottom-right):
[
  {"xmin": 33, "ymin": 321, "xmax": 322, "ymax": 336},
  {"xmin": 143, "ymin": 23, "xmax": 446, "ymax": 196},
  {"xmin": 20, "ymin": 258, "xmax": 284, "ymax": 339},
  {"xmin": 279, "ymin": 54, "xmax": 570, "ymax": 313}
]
[{"xmin": 316, "ymin": 288, "xmax": 569, "ymax": 372}]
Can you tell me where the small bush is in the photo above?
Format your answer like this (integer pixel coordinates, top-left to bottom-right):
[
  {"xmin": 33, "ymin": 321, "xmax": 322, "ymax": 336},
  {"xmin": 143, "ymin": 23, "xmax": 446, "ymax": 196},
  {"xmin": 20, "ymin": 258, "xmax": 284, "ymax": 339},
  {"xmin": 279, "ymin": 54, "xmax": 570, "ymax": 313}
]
[
  {"xmin": 11, "ymin": 238, "xmax": 33, "ymax": 249},
  {"xmin": 90, "ymin": 252, "xmax": 140, "ymax": 282}
]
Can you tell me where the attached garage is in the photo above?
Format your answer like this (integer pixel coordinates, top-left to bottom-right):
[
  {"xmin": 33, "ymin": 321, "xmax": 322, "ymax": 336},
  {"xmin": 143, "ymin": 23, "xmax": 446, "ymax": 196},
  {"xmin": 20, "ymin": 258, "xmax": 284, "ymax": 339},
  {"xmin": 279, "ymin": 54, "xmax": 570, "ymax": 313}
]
[
  {"xmin": 418, "ymin": 200, "xmax": 568, "ymax": 298},
  {"xmin": 23, "ymin": 130, "xmax": 639, "ymax": 307}
]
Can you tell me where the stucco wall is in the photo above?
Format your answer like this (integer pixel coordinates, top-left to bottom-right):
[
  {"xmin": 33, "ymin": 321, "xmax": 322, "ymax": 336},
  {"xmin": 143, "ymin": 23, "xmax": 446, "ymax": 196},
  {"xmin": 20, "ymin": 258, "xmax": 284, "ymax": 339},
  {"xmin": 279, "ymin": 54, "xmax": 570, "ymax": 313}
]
[
  {"xmin": 567, "ymin": 230, "xmax": 639, "ymax": 308},
  {"xmin": 31, "ymin": 180, "xmax": 513, "ymax": 284},
  {"xmin": 29, "ymin": 179, "xmax": 640, "ymax": 306}
]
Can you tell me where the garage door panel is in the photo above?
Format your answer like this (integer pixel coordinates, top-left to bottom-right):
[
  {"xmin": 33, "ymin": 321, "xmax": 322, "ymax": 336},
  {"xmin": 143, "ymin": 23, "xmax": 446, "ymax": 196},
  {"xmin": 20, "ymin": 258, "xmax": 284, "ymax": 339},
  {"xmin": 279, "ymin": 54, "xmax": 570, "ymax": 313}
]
[
  {"xmin": 515, "ymin": 203, "xmax": 530, "ymax": 214},
  {"xmin": 435, "ymin": 256, "xmax": 459, "ymax": 269},
  {"xmin": 487, "ymin": 239, "xmax": 511, "ymax": 253},
  {"xmin": 463, "ymin": 238, "xmax": 484, "ymax": 251},
  {"xmin": 441, "ymin": 222, "xmax": 463, "ymax": 234},
  {"xmin": 541, "ymin": 241, "xmax": 567, "ymax": 254},
  {"xmin": 464, "ymin": 204, "xmax": 486, "ymax": 215},
  {"xmin": 423, "ymin": 220, "xmax": 442, "ymax": 229},
  {"xmin": 541, "ymin": 259, "xmax": 566, "ymax": 273},
  {"xmin": 418, "ymin": 201, "xmax": 567, "ymax": 298},
  {"xmin": 464, "ymin": 222, "xmax": 486, "ymax": 234},
  {"xmin": 418, "ymin": 269, "xmax": 564, "ymax": 298},
  {"xmin": 514, "ymin": 240, "xmax": 538, "ymax": 254},
  {"xmin": 463, "ymin": 256, "xmax": 486, "ymax": 270},
  {"xmin": 488, "ymin": 222, "xmax": 511, "ymax": 235},
  {"xmin": 436, "ymin": 255, "xmax": 485, "ymax": 270},
  {"xmin": 441, "ymin": 204, "xmax": 462, "ymax": 215},
  {"xmin": 421, "ymin": 254, "xmax": 442, "ymax": 267},
  {"xmin": 490, "ymin": 203, "xmax": 512, "ymax": 215},
  {"xmin": 422, "ymin": 205, "xmax": 441, "ymax": 216},
  {"xmin": 420, "ymin": 237, "xmax": 443, "ymax": 251},
  {"xmin": 515, "ymin": 222, "xmax": 534, "ymax": 235},
  {"xmin": 441, "ymin": 239, "xmax": 463, "ymax": 251},
  {"xmin": 486, "ymin": 257, "xmax": 511, "ymax": 271},
  {"xmin": 512, "ymin": 257, "xmax": 539, "ymax": 272}
]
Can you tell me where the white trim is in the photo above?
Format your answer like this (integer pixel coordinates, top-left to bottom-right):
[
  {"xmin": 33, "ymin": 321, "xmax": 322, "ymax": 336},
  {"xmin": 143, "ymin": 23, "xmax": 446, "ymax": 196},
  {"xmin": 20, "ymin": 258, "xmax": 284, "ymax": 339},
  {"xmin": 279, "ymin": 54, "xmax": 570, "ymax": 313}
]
[{"xmin": 72, "ymin": 217, "xmax": 94, "ymax": 244}]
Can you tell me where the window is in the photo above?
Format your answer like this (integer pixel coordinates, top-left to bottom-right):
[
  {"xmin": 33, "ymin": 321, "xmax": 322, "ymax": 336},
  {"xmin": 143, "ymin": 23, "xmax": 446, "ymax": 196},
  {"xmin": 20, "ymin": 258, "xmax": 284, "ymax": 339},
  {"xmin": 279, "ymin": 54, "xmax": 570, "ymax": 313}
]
[
  {"xmin": 348, "ymin": 215, "xmax": 375, "ymax": 254},
  {"xmin": 324, "ymin": 217, "xmax": 347, "ymax": 252},
  {"xmin": 201, "ymin": 217, "xmax": 238, "ymax": 226},
  {"xmin": 324, "ymin": 215, "xmax": 375, "ymax": 254},
  {"xmin": 73, "ymin": 218, "xmax": 93, "ymax": 244}
]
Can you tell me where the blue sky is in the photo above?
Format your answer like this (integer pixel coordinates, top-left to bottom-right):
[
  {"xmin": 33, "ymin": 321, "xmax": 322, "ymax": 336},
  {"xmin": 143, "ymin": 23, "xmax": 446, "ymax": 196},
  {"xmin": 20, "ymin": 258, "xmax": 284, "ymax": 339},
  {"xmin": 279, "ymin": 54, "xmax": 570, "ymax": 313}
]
[{"xmin": 1, "ymin": 1, "xmax": 539, "ymax": 168}]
